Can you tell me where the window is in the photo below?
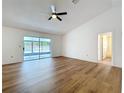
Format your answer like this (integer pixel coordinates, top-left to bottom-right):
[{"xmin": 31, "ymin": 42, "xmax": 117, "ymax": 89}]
[{"xmin": 24, "ymin": 36, "xmax": 51, "ymax": 61}]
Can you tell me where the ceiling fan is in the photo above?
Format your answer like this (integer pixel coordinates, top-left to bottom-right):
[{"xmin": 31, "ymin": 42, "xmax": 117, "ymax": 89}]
[{"xmin": 48, "ymin": 5, "xmax": 67, "ymax": 21}]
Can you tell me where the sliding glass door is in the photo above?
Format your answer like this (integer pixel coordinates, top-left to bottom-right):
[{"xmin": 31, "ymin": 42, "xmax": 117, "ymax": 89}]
[{"xmin": 24, "ymin": 36, "xmax": 51, "ymax": 61}]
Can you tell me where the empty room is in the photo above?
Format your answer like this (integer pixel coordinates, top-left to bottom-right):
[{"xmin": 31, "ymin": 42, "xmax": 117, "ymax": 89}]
[{"xmin": 2, "ymin": 0, "xmax": 122, "ymax": 93}]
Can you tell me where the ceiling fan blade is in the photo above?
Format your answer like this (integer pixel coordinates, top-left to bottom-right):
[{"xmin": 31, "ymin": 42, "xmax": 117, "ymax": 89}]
[
  {"xmin": 48, "ymin": 16, "xmax": 52, "ymax": 20},
  {"xmin": 57, "ymin": 16, "xmax": 62, "ymax": 21},
  {"xmin": 50, "ymin": 5, "xmax": 56, "ymax": 13},
  {"xmin": 56, "ymin": 12, "xmax": 67, "ymax": 15}
]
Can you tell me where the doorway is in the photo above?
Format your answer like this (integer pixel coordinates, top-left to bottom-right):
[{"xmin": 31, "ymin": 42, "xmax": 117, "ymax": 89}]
[
  {"xmin": 98, "ymin": 32, "xmax": 112, "ymax": 65},
  {"xmin": 23, "ymin": 36, "xmax": 51, "ymax": 61}
]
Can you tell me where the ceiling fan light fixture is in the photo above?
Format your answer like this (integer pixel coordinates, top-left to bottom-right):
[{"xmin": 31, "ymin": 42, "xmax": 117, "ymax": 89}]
[
  {"xmin": 52, "ymin": 15, "xmax": 57, "ymax": 18},
  {"xmin": 48, "ymin": 5, "xmax": 67, "ymax": 21}
]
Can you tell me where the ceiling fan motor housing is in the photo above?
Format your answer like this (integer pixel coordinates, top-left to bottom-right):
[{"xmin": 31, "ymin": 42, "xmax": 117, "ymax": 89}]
[{"xmin": 72, "ymin": 0, "xmax": 80, "ymax": 4}]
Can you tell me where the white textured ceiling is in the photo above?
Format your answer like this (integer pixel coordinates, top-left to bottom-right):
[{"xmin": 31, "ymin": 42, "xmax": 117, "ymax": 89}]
[{"xmin": 3, "ymin": 0, "xmax": 114, "ymax": 34}]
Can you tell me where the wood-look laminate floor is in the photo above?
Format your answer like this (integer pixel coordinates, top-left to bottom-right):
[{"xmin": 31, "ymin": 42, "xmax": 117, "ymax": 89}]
[{"xmin": 2, "ymin": 57, "xmax": 122, "ymax": 93}]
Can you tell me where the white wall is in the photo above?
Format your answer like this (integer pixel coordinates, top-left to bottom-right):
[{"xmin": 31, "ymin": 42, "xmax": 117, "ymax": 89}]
[
  {"xmin": 2, "ymin": 26, "xmax": 62, "ymax": 64},
  {"xmin": 62, "ymin": 6, "xmax": 122, "ymax": 68}
]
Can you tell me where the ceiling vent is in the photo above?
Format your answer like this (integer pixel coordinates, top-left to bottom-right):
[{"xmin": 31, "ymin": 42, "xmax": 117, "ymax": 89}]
[{"xmin": 72, "ymin": 0, "xmax": 80, "ymax": 4}]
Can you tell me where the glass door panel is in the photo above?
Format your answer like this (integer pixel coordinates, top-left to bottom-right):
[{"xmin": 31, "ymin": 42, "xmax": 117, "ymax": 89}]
[
  {"xmin": 24, "ymin": 41, "xmax": 34, "ymax": 61},
  {"xmin": 32, "ymin": 41, "xmax": 40, "ymax": 60},
  {"xmin": 24, "ymin": 42, "xmax": 32, "ymax": 54},
  {"xmin": 33, "ymin": 42, "xmax": 39, "ymax": 53},
  {"xmin": 40, "ymin": 38, "xmax": 51, "ymax": 58}
]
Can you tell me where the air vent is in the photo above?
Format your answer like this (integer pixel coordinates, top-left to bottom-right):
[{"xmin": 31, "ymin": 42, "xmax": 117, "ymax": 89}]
[{"xmin": 72, "ymin": 0, "xmax": 80, "ymax": 4}]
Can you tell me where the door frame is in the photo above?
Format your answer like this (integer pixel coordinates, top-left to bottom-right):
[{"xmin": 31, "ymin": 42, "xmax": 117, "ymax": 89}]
[{"xmin": 97, "ymin": 32, "xmax": 113, "ymax": 65}]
